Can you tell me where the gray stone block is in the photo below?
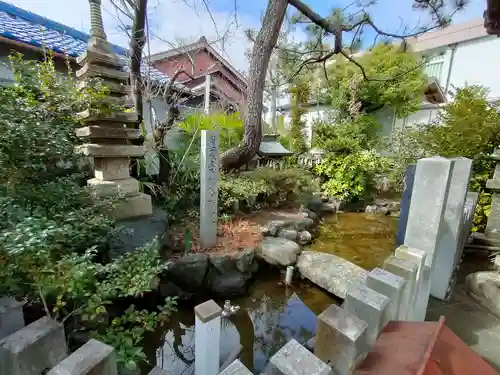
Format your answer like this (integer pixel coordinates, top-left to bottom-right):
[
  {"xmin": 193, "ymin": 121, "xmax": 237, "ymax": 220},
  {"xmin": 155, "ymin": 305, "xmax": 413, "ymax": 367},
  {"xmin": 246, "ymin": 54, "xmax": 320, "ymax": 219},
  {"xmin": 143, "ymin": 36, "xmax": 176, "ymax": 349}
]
[
  {"xmin": 47, "ymin": 339, "xmax": 117, "ymax": 375},
  {"xmin": 342, "ymin": 283, "xmax": 390, "ymax": 347},
  {"xmin": 315, "ymin": 304, "xmax": 367, "ymax": 375},
  {"xmin": 264, "ymin": 339, "xmax": 330, "ymax": 375},
  {"xmin": 0, "ymin": 297, "xmax": 24, "ymax": 340},
  {"xmin": 383, "ymin": 256, "xmax": 418, "ymax": 320},
  {"xmin": 219, "ymin": 360, "xmax": 252, "ymax": 375},
  {"xmin": 366, "ymin": 268, "xmax": 405, "ymax": 324},
  {"xmin": 0, "ymin": 316, "xmax": 66, "ymax": 375}
]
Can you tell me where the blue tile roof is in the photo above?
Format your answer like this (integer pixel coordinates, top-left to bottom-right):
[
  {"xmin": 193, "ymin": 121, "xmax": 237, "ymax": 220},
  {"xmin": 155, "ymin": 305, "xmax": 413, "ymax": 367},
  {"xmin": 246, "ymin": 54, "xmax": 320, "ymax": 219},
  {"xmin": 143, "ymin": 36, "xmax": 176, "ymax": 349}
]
[{"xmin": 0, "ymin": 1, "xmax": 180, "ymax": 86}]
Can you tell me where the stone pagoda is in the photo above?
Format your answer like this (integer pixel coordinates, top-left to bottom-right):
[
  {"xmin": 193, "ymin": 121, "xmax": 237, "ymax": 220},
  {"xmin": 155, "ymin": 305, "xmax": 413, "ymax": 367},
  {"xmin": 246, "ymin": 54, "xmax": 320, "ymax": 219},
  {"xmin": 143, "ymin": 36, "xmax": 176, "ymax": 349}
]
[{"xmin": 74, "ymin": 0, "xmax": 152, "ymax": 219}]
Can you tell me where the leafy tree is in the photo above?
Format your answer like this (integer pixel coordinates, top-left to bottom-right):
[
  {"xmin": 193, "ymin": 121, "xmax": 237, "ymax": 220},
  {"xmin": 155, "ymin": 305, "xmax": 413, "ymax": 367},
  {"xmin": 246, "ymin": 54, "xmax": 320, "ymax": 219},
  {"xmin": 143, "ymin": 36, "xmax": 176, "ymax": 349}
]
[
  {"xmin": 0, "ymin": 55, "xmax": 176, "ymax": 371},
  {"xmin": 311, "ymin": 43, "xmax": 426, "ymax": 201},
  {"xmin": 391, "ymin": 85, "xmax": 500, "ymax": 231},
  {"xmin": 289, "ymin": 79, "xmax": 310, "ymax": 154}
]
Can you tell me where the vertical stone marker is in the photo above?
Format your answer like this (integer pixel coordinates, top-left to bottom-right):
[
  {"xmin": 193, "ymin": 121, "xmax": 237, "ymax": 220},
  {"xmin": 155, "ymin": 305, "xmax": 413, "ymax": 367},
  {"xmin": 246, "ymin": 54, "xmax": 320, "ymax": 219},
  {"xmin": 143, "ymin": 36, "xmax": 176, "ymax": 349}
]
[
  {"xmin": 404, "ymin": 157, "xmax": 453, "ymax": 268},
  {"xmin": 431, "ymin": 157, "xmax": 472, "ymax": 300},
  {"xmin": 396, "ymin": 164, "xmax": 416, "ymax": 246},
  {"xmin": 194, "ymin": 300, "xmax": 222, "ymax": 375},
  {"xmin": 200, "ymin": 130, "xmax": 219, "ymax": 249}
]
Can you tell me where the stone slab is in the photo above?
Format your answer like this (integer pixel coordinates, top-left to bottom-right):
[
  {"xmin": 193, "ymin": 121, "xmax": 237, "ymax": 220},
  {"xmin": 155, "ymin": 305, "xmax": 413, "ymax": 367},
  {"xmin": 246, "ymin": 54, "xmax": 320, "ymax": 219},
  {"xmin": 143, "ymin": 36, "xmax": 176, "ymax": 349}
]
[
  {"xmin": 365, "ymin": 268, "xmax": 405, "ymax": 325},
  {"xmin": 383, "ymin": 256, "xmax": 418, "ymax": 320},
  {"xmin": 432, "ymin": 157, "xmax": 472, "ymax": 300},
  {"xmin": 113, "ymin": 193, "xmax": 153, "ymax": 220},
  {"xmin": 194, "ymin": 300, "xmax": 222, "ymax": 323},
  {"xmin": 0, "ymin": 297, "xmax": 24, "ymax": 340},
  {"xmin": 404, "ymin": 157, "xmax": 453, "ymax": 268},
  {"xmin": 219, "ymin": 360, "xmax": 253, "ymax": 375},
  {"xmin": 76, "ymin": 126, "xmax": 140, "ymax": 140},
  {"xmin": 0, "ymin": 316, "xmax": 66, "ymax": 375},
  {"xmin": 343, "ymin": 283, "xmax": 390, "ymax": 347},
  {"xmin": 75, "ymin": 144, "xmax": 145, "ymax": 158},
  {"xmin": 297, "ymin": 251, "xmax": 368, "ymax": 299},
  {"xmin": 315, "ymin": 304, "xmax": 368, "ymax": 375},
  {"xmin": 46, "ymin": 339, "xmax": 117, "ymax": 375},
  {"xmin": 264, "ymin": 339, "xmax": 330, "ymax": 375},
  {"xmin": 88, "ymin": 177, "xmax": 140, "ymax": 197},
  {"xmin": 396, "ymin": 164, "xmax": 416, "ymax": 246}
]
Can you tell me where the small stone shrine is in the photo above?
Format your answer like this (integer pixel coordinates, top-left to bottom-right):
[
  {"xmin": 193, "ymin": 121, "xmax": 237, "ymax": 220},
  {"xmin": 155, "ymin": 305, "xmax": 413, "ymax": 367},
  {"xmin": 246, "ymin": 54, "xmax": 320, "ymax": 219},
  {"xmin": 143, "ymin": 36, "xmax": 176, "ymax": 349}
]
[{"xmin": 74, "ymin": 0, "xmax": 152, "ymax": 219}]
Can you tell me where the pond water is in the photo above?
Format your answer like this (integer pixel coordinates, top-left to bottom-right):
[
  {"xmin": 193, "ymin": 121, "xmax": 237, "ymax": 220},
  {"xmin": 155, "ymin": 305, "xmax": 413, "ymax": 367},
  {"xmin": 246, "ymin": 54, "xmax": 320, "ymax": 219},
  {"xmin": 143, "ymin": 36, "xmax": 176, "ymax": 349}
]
[{"xmin": 144, "ymin": 213, "xmax": 397, "ymax": 375}]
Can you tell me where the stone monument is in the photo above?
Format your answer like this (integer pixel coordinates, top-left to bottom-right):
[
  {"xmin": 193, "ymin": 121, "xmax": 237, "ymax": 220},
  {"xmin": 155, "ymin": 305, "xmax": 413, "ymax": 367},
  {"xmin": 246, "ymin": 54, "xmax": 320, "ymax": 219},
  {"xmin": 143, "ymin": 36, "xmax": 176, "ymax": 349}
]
[
  {"xmin": 200, "ymin": 130, "xmax": 219, "ymax": 248},
  {"xmin": 74, "ymin": 0, "xmax": 152, "ymax": 219}
]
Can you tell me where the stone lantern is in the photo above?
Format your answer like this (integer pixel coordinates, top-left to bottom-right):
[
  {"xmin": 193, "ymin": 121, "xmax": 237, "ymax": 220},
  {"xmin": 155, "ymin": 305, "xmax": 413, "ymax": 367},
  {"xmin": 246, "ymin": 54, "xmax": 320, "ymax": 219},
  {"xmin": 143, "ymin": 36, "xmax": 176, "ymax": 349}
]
[{"xmin": 74, "ymin": 0, "xmax": 152, "ymax": 219}]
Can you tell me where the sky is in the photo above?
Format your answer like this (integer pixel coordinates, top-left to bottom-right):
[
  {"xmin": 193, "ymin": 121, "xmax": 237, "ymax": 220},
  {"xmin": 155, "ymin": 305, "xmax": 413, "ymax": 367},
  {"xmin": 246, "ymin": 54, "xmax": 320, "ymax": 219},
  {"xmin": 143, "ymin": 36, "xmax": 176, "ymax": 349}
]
[{"xmin": 9, "ymin": 0, "xmax": 487, "ymax": 72}]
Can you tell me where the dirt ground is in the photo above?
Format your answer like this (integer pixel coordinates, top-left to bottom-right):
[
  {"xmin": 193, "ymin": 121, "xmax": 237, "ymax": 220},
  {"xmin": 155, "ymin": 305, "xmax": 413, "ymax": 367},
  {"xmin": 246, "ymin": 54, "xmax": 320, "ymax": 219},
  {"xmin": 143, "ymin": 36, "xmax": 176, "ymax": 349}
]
[
  {"xmin": 167, "ymin": 208, "xmax": 303, "ymax": 254},
  {"xmin": 426, "ymin": 251, "xmax": 500, "ymax": 371}
]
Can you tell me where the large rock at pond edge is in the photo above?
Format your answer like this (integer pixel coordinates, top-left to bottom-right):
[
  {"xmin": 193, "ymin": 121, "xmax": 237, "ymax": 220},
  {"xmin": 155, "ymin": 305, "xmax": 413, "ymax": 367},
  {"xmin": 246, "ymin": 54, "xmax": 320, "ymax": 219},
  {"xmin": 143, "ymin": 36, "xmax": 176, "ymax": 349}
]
[
  {"xmin": 208, "ymin": 271, "xmax": 247, "ymax": 297},
  {"xmin": 209, "ymin": 249, "xmax": 257, "ymax": 274},
  {"xmin": 465, "ymin": 271, "xmax": 500, "ymax": 318},
  {"xmin": 166, "ymin": 254, "xmax": 208, "ymax": 290},
  {"xmin": 109, "ymin": 207, "xmax": 168, "ymax": 258},
  {"xmin": 307, "ymin": 196, "xmax": 324, "ymax": 214},
  {"xmin": 297, "ymin": 251, "xmax": 368, "ymax": 299},
  {"xmin": 258, "ymin": 237, "xmax": 301, "ymax": 266}
]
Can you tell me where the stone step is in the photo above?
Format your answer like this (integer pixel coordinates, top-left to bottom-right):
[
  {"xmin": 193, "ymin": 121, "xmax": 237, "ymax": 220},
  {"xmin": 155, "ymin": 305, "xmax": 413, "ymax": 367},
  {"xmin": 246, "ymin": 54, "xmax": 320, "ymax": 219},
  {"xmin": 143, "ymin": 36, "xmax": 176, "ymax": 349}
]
[
  {"xmin": 0, "ymin": 316, "xmax": 66, "ymax": 375},
  {"xmin": 0, "ymin": 297, "xmax": 24, "ymax": 340},
  {"xmin": 46, "ymin": 339, "xmax": 117, "ymax": 375}
]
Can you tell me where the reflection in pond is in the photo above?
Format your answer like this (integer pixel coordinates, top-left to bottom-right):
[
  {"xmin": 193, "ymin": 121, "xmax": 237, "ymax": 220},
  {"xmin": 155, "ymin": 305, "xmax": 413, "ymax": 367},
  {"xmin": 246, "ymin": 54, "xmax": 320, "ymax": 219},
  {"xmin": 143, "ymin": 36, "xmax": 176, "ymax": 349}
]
[
  {"xmin": 146, "ymin": 213, "xmax": 397, "ymax": 375},
  {"xmin": 309, "ymin": 212, "xmax": 398, "ymax": 270},
  {"xmin": 146, "ymin": 273, "xmax": 337, "ymax": 375}
]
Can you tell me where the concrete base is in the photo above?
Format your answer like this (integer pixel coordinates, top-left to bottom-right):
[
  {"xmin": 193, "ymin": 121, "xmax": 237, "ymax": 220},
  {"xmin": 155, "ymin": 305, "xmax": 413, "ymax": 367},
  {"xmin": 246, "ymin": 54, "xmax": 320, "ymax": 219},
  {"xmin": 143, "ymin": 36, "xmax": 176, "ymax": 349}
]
[
  {"xmin": 114, "ymin": 193, "xmax": 153, "ymax": 220},
  {"xmin": 0, "ymin": 317, "xmax": 66, "ymax": 375}
]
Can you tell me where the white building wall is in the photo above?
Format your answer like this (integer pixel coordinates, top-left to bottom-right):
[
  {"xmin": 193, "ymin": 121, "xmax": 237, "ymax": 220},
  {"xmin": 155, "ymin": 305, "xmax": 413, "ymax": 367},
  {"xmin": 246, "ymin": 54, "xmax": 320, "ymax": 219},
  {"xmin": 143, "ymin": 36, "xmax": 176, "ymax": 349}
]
[{"xmin": 447, "ymin": 36, "xmax": 500, "ymax": 99}]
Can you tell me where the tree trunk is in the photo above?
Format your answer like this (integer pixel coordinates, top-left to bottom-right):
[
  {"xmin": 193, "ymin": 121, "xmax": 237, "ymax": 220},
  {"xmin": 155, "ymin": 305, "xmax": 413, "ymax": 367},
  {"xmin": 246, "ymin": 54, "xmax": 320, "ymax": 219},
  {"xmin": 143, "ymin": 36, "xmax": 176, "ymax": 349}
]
[
  {"xmin": 129, "ymin": 0, "xmax": 148, "ymax": 124},
  {"xmin": 485, "ymin": 0, "xmax": 500, "ymax": 35},
  {"xmin": 220, "ymin": 0, "xmax": 288, "ymax": 170}
]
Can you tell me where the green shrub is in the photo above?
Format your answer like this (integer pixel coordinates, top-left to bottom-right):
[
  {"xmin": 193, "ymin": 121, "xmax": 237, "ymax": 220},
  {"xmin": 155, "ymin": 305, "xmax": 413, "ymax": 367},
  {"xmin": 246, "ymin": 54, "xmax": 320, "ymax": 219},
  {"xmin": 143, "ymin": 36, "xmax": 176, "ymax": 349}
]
[
  {"xmin": 219, "ymin": 167, "xmax": 319, "ymax": 213},
  {"xmin": 315, "ymin": 150, "xmax": 389, "ymax": 201},
  {"xmin": 390, "ymin": 85, "xmax": 500, "ymax": 232},
  {"xmin": 0, "ymin": 54, "xmax": 176, "ymax": 371}
]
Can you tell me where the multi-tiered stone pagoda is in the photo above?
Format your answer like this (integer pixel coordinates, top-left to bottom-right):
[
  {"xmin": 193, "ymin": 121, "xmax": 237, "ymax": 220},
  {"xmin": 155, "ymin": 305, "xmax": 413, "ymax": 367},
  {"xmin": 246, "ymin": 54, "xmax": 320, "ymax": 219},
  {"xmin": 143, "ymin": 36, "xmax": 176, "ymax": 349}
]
[{"xmin": 74, "ymin": 0, "xmax": 152, "ymax": 219}]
